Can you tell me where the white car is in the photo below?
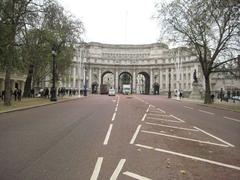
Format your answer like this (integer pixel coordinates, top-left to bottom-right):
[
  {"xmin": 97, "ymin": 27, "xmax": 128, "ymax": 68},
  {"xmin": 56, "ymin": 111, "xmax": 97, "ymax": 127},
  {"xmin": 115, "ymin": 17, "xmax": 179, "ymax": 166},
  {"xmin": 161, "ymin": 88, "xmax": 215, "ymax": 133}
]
[{"xmin": 108, "ymin": 89, "xmax": 116, "ymax": 96}]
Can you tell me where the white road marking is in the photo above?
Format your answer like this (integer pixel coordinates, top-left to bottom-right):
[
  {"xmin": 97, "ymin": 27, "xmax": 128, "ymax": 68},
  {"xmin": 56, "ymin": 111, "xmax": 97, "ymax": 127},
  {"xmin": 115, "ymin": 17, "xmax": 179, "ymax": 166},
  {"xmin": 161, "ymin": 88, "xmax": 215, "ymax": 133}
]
[
  {"xmin": 224, "ymin": 116, "xmax": 240, "ymax": 123},
  {"xmin": 141, "ymin": 130, "xmax": 229, "ymax": 147},
  {"xmin": 145, "ymin": 122, "xmax": 198, "ymax": 131},
  {"xmin": 147, "ymin": 114, "xmax": 169, "ymax": 117},
  {"xmin": 123, "ymin": 171, "xmax": 152, "ymax": 180},
  {"xmin": 103, "ymin": 124, "xmax": 113, "ymax": 145},
  {"xmin": 198, "ymin": 109, "xmax": 215, "ymax": 115},
  {"xmin": 146, "ymin": 117, "xmax": 183, "ymax": 123},
  {"xmin": 149, "ymin": 110, "xmax": 165, "ymax": 114},
  {"xmin": 194, "ymin": 126, "xmax": 234, "ymax": 147},
  {"xmin": 146, "ymin": 105, "xmax": 150, "ymax": 113},
  {"xmin": 184, "ymin": 106, "xmax": 194, "ymax": 110},
  {"xmin": 135, "ymin": 144, "xmax": 153, "ymax": 149},
  {"xmin": 135, "ymin": 144, "xmax": 240, "ymax": 171},
  {"xmin": 110, "ymin": 159, "xmax": 126, "ymax": 180},
  {"xmin": 170, "ymin": 115, "xmax": 185, "ymax": 122},
  {"xmin": 141, "ymin": 113, "xmax": 147, "ymax": 121},
  {"xmin": 157, "ymin": 108, "xmax": 166, "ymax": 113},
  {"xmin": 130, "ymin": 125, "xmax": 142, "ymax": 144},
  {"xmin": 112, "ymin": 112, "xmax": 116, "ymax": 121},
  {"xmin": 151, "ymin": 105, "xmax": 156, "ymax": 108},
  {"xmin": 90, "ymin": 157, "xmax": 104, "ymax": 180},
  {"xmin": 115, "ymin": 107, "xmax": 118, "ymax": 112}
]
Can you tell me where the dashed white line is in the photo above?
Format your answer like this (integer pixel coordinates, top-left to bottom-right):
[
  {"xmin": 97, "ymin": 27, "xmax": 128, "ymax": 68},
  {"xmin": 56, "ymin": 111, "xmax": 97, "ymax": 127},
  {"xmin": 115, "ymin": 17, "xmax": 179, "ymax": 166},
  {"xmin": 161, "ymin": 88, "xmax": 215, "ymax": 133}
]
[
  {"xmin": 103, "ymin": 124, "xmax": 113, "ymax": 145},
  {"xmin": 224, "ymin": 116, "xmax": 240, "ymax": 123},
  {"xmin": 110, "ymin": 159, "xmax": 126, "ymax": 180},
  {"xmin": 141, "ymin": 113, "xmax": 147, "ymax": 121},
  {"xmin": 112, "ymin": 112, "xmax": 116, "ymax": 121},
  {"xmin": 130, "ymin": 125, "xmax": 142, "ymax": 144},
  {"xmin": 135, "ymin": 144, "xmax": 240, "ymax": 171},
  {"xmin": 90, "ymin": 157, "xmax": 103, "ymax": 180},
  {"xmin": 145, "ymin": 122, "xmax": 198, "ymax": 131},
  {"xmin": 115, "ymin": 106, "xmax": 118, "ymax": 112},
  {"xmin": 170, "ymin": 115, "xmax": 185, "ymax": 122},
  {"xmin": 184, "ymin": 106, "xmax": 194, "ymax": 110},
  {"xmin": 141, "ymin": 130, "xmax": 229, "ymax": 147},
  {"xmin": 198, "ymin": 109, "xmax": 214, "ymax": 115},
  {"xmin": 123, "ymin": 171, "xmax": 152, "ymax": 180},
  {"xmin": 194, "ymin": 126, "xmax": 234, "ymax": 147}
]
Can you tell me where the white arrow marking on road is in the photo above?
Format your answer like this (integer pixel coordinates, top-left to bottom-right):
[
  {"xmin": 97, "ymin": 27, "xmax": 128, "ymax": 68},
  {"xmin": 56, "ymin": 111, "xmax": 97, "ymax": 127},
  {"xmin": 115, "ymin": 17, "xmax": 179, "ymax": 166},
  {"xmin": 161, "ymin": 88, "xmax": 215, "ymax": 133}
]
[
  {"xmin": 103, "ymin": 124, "xmax": 113, "ymax": 145},
  {"xmin": 90, "ymin": 157, "xmax": 103, "ymax": 180},
  {"xmin": 123, "ymin": 171, "xmax": 152, "ymax": 180},
  {"xmin": 130, "ymin": 125, "xmax": 142, "ymax": 144},
  {"xmin": 110, "ymin": 159, "xmax": 126, "ymax": 180},
  {"xmin": 184, "ymin": 106, "xmax": 194, "ymax": 110}
]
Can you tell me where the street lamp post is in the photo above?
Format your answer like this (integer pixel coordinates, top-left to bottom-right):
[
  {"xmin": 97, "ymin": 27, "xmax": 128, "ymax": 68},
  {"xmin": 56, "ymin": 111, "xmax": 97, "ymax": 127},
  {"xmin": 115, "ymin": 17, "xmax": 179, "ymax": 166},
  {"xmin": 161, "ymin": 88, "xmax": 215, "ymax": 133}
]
[
  {"xmin": 50, "ymin": 46, "xmax": 57, "ymax": 101},
  {"xmin": 168, "ymin": 68, "xmax": 171, "ymax": 98}
]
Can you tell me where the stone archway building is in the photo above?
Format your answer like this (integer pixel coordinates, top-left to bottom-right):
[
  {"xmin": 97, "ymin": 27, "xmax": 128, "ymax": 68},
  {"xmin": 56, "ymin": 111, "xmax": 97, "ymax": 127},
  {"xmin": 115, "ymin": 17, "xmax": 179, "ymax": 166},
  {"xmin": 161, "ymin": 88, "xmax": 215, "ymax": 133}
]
[{"xmin": 65, "ymin": 42, "xmax": 203, "ymax": 95}]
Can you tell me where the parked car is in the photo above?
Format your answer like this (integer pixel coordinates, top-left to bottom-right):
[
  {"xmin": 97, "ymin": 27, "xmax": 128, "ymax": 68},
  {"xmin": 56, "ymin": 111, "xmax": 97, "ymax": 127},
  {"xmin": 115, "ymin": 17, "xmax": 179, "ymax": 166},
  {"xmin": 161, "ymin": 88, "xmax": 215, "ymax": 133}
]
[{"xmin": 108, "ymin": 89, "xmax": 116, "ymax": 96}]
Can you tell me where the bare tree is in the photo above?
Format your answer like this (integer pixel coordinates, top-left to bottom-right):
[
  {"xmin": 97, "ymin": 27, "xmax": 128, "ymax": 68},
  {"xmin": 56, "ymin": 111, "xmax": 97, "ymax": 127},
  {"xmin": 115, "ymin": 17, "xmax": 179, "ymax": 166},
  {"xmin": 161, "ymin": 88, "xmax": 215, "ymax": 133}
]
[{"xmin": 155, "ymin": 0, "xmax": 240, "ymax": 103}]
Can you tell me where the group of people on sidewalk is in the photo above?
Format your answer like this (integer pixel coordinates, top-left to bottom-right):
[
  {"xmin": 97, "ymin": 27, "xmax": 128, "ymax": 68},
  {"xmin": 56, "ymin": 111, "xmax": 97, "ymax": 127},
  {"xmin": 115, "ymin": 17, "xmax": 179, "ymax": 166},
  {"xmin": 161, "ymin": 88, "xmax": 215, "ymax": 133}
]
[{"xmin": 0, "ymin": 88, "xmax": 22, "ymax": 102}]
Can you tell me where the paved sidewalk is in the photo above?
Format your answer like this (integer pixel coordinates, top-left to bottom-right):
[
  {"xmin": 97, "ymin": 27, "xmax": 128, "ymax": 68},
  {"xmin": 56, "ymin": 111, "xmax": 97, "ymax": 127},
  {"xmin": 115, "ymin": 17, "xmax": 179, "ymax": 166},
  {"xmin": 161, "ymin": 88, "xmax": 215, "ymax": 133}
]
[
  {"xmin": 0, "ymin": 95, "xmax": 84, "ymax": 114},
  {"xmin": 172, "ymin": 96, "xmax": 240, "ymax": 112}
]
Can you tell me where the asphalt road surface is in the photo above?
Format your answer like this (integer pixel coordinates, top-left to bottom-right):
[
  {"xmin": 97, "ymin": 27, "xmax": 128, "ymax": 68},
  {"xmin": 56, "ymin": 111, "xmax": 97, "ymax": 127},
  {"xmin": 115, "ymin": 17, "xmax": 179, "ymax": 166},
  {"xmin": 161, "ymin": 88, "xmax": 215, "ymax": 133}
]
[{"xmin": 0, "ymin": 95, "xmax": 239, "ymax": 180}]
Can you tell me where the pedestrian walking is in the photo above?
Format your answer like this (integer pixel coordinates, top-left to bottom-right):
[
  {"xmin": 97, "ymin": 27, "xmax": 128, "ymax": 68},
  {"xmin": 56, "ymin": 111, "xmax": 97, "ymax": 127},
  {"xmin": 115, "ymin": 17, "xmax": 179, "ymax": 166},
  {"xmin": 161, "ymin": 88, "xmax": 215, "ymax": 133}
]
[{"xmin": 17, "ymin": 89, "xmax": 22, "ymax": 101}]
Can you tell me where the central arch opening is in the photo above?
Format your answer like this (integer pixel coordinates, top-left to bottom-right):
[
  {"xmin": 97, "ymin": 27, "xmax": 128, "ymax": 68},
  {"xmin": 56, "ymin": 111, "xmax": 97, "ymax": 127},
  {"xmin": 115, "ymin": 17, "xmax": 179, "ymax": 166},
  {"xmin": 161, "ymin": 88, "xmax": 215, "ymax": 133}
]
[
  {"xmin": 118, "ymin": 72, "xmax": 132, "ymax": 93},
  {"xmin": 100, "ymin": 71, "xmax": 114, "ymax": 94}
]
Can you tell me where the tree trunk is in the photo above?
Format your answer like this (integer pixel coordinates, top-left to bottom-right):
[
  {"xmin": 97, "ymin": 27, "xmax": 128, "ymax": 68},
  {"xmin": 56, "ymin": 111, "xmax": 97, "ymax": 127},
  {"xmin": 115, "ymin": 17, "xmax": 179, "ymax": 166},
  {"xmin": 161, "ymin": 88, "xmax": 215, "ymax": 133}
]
[
  {"xmin": 4, "ymin": 67, "xmax": 12, "ymax": 106},
  {"xmin": 23, "ymin": 65, "xmax": 34, "ymax": 98},
  {"xmin": 204, "ymin": 75, "xmax": 212, "ymax": 104}
]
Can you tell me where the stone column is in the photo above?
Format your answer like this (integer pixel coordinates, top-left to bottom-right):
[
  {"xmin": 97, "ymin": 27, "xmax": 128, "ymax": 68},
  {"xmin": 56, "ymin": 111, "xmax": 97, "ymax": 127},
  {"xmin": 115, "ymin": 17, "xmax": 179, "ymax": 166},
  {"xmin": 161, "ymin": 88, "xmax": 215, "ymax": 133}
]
[
  {"xmin": 150, "ymin": 68, "xmax": 153, "ymax": 94},
  {"xmin": 160, "ymin": 68, "xmax": 163, "ymax": 92},
  {"xmin": 73, "ymin": 66, "xmax": 76, "ymax": 88},
  {"xmin": 89, "ymin": 66, "xmax": 92, "ymax": 89},
  {"xmin": 98, "ymin": 68, "xmax": 101, "ymax": 93},
  {"xmin": 132, "ymin": 69, "xmax": 136, "ymax": 93},
  {"xmin": 115, "ymin": 69, "xmax": 118, "ymax": 92}
]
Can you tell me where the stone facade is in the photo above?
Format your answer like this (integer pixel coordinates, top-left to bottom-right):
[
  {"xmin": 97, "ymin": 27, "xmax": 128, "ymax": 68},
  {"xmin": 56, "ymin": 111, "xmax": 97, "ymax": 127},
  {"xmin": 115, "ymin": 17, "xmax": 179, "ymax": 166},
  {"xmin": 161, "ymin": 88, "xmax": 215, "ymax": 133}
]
[{"xmin": 67, "ymin": 42, "xmax": 203, "ymax": 95}]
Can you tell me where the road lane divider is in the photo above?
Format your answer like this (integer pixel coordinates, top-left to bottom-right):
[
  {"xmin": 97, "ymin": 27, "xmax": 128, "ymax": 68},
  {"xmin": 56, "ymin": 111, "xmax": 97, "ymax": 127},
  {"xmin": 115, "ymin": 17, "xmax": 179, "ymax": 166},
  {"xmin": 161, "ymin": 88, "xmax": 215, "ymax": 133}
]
[
  {"xmin": 103, "ymin": 124, "xmax": 113, "ymax": 145},
  {"xmin": 110, "ymin": 159, "xmax": 126, "ymax": 180},
  {"xmin": 194, "ymin": 126, "xmax": 234, "ymax": 147},
  {"xmin": 112, "ymin": 112, "xmax": 116, "ymax": 121},
  {"xmin": 130, "ymin": 125, "xmax": 142, "ymax": 144},
  {"xmin": 141, "ymin": 113, "xmax": 147, "ymax": 121},
  {"xmin": 224, "ymin": 116, "xmax": 240, "ymax": 123},
  {"xmin": 90, "ymin": 157, "xmax": 104, "ymax": 180},
  {"xmin": 123, "ymin": 171, "xmax": 152, "ymax": 180},
  {"xmin": 146, "ymin": 105, "xmax": 150, "ymax": 113},
  {"xmin": 198, "ymin": 109, "xmax": 214, "ymax": 115},
  {"xmin": 135, "ymin": 144, "xmax": 240, "ymax": 171},
  {"xmin": 145, "ymin": 122, "xmax": 199, "ymax": 131},
  {"xmin": 141, "ymin": 130, "xmax": 229, "ymax": 147}
]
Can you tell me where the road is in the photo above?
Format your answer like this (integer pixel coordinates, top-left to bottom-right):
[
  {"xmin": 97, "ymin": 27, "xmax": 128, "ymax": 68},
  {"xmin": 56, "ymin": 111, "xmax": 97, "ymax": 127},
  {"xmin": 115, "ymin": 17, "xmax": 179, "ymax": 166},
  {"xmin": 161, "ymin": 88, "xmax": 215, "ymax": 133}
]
[{"xmin": 0, "ymin": 95, "xmax": 239, "ymax": 180}]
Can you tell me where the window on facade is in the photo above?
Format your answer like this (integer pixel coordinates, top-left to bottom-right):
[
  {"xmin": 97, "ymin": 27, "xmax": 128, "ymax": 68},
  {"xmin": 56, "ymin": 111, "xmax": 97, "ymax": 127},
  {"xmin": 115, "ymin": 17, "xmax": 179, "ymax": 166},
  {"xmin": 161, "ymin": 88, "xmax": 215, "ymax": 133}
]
[
  {"xmin": 163, "ymin": 75, "xmax": 166, "ymax": 81},
  {"xmin": 184, "ymin": 74, "xmax": 186, "ymax": 80},
  {"xmin": 188, "ymin": 83, "xmax": 191, "ymax": 88},
  {"xmin": 174, "ymin": 83, "xmax": 176, "ymax": 89},
  {"xmin": 188, "ymin": 73, "xmax": 191, "ymax": 80},
  {"xmin": 184, "ymin": 83, "xmax": 186, "ymax": 89},
  {"xmin": 174, "ymin": 74, "xmax": 176, "ymax": 80}
]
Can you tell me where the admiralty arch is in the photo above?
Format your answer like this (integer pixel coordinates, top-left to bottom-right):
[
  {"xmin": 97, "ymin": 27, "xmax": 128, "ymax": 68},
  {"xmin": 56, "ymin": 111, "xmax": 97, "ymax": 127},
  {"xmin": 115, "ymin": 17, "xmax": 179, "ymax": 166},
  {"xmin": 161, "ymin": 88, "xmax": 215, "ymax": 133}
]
[{"xmin": 62, "ymin": 42, "xmax": 202, "ymax": 95}]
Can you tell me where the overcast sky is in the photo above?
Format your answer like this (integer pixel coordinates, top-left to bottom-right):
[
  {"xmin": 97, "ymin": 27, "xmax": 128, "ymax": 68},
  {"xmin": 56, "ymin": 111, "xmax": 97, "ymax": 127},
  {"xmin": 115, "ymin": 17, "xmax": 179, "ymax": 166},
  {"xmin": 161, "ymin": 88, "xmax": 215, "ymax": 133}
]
[{"xmin": 60, "ymin": 0, "xmax": 161, "ymax": 44}]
